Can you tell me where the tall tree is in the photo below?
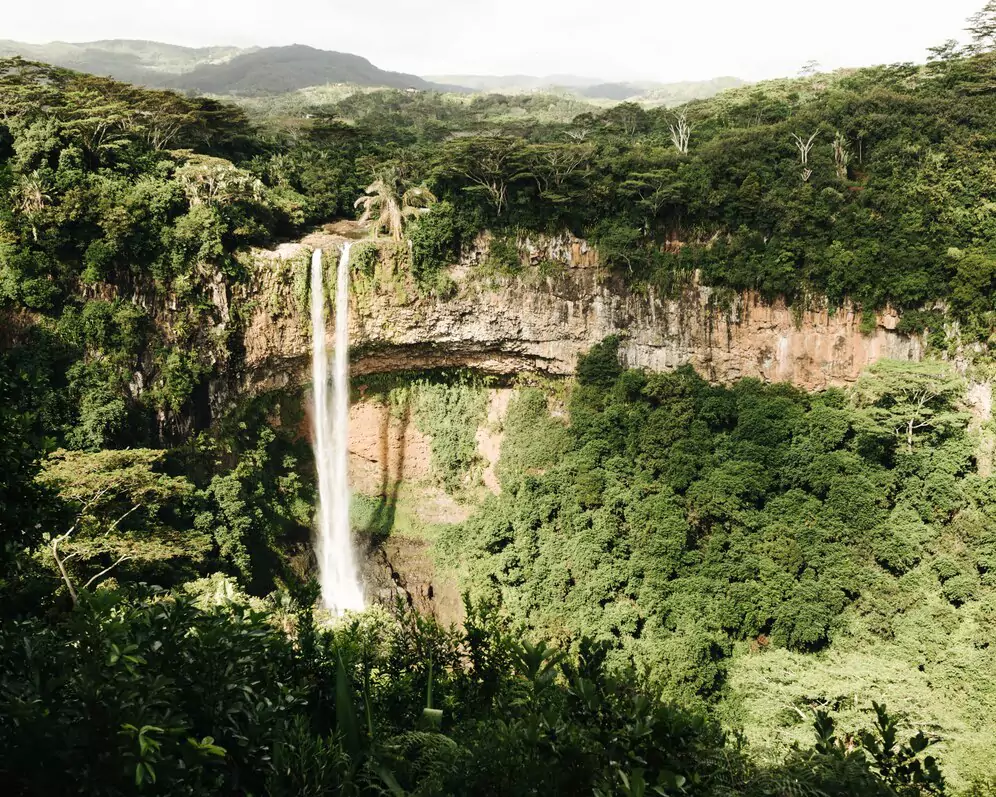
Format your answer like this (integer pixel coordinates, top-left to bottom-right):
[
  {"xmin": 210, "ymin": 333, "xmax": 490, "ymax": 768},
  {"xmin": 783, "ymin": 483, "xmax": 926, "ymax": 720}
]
[
  {"xmin": 354, "ymin": 166, "xmax": 437, "ymax": 241},
  {"xmin": 831, "ymin": 132, "xmax": 851, "ymax": 180},
  {"xmin": 668, "ymin": 110, "xmax": 692, "ymax": 155},
  {"xmin": 173, "ymin": 152, "xmax": 264, "ymax": 207},
  {"xmin": 10, "ymin": 171, "xmax": 50, "ymax": 241},
  {"xmin": 852, "ymin": 361, "xmax": 967, "ymax": 453},
  {"xmin": 435, "ymin": 136, "xmax": 524, "ymax": 217},
  {"xmin": 38, "ymin": 449, "xmax": 201, "ymax": 603},
  {"xmin": 966, "ymin": 1, "xmax": 996, "ymax": 52},
  {"xmin": 792, "ymin": 130, "xmax": 819, "ymax": 182}
]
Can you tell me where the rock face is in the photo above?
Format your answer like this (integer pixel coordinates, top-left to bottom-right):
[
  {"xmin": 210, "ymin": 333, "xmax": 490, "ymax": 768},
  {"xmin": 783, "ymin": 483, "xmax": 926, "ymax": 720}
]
[
  {"xmin": 239, "ymin": 230, "xmax": 923, "ymax": 395},
  {"xmin": 347, "ymin": 398, "xmax": 432, "ymax": 496},
  {"xmin": 234, "ymin": 228, "xmax": 929, "ymax": 623}
]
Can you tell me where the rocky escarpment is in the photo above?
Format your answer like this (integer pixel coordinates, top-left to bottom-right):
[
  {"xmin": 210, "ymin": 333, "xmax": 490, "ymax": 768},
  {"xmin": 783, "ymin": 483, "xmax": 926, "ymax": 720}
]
[{"xmin": 239, "ymin": 229, "xmax": 923, "ymax": 395}]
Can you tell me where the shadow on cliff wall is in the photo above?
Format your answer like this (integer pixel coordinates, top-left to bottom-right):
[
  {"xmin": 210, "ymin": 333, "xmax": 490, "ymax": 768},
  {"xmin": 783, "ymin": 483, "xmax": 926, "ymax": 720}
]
[{"xmin": 362, "ymin": 395, "xmax": 411, "ymax": 546}]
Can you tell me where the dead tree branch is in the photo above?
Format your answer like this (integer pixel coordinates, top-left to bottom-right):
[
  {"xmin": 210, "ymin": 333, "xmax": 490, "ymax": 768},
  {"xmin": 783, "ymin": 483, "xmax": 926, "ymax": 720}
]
[
  {"xmin": 668, "ymin": 111, "xmax": 692, "ymax": 155},
  {"xmin": 50, "ymin": 494, "xmax": 140, "ymax": 606}
]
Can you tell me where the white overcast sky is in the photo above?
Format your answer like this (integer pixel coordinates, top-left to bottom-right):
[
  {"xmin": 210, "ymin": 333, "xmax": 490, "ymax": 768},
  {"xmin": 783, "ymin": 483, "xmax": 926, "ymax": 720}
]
[{"xmin": 2, "ymin": 0, "xmax": 986, "ymax": 82}]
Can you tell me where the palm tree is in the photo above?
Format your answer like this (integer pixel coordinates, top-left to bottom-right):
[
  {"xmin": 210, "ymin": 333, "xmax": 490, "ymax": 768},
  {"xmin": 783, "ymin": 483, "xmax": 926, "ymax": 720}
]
[
  {"xmin": 354, "ymin": 167, "xmax": 436, "ymax": 241},
  {"xmin": 11, "ymin": 171, "xmax": 51, "ymax": 241}
]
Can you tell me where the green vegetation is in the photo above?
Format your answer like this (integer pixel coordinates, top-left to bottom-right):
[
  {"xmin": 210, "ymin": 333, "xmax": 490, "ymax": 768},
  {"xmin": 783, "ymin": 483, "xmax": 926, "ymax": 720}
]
[
  {"xmin": 408, "ymin": 201, "xmax": 462, "ymax": 285},
  {"xmin": 6, "ymin": 25, "xmax": 996, "ymax": 333},
  {"xmin": 10, "ymin": 29, "xmax": 982, "ymax": 327},
  {"xmin": 223, "ymin": 42, "xmax": 996, "ymax": 337},
  {"xmin": 440, "ymin": 352, "xmax": 996, "ymax": 790},
  {"xmin": 409, "ymin": 382, "xmax": 489, "ymax": 493},
  {"xmin": 2, "ymin": 589, "xmax": 955, "ymax": 797},
  {"xmin": 0, "ymin": 57, "xmax": 304, "ymax": 447},
  {"xmin": 354, "ymin": 166, "xmax": 437, "ymax": 241},
  {"xmin": 364, "ymin": 373, "xmax": 492, "ymax": 493},
  {"xmin": 494, "ymin": 388, "xmax": 571, "ymax": 485}
]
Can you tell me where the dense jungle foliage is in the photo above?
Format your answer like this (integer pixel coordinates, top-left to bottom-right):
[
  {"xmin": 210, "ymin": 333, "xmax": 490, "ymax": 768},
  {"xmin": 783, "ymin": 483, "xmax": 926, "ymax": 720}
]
[
  {"xmin": 0, "ymin": 587, "xmax": 958, "ymax": 797},
  {"xmin": 260, "ymin": 48, "xmax": 996, "ymax": 331},
  {"xmin": 440, "ymin": 342, "xmax": 996, "ymax": 789},
  {"xmin": 4, "ymin": 9, "xmax": 996, "ymax": 793},
  {"xmin": 4, "ymin": 43, "xmax": 996, "ymax": 451}
]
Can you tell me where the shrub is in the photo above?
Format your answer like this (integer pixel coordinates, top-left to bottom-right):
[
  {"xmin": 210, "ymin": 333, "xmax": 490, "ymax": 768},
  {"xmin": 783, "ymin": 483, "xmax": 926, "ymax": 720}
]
[
  {"xmin": 409, "ymin": 201, "xmax": 459, "ymax": 285},
  {"xmin": 484, "ymin": 236, "xmax": 522, "ymax": 274},
  {"xmin": 350, "ymin": 241, "xmax": 379, "ymax": 278},
  {"xmin": 496, "ymin": 389, "xmax": 570, "ymax": 488},
  {"xmin": 577, "ymin": 336, "xmax": 623, "ymax": 387}
]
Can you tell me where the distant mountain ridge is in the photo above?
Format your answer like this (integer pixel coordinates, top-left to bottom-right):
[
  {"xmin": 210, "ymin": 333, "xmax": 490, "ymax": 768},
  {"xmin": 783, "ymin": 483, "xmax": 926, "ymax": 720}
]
[
  {"xmin": 0, "ymin": 39, "xmax": 246, "ymax": 87},
  {"xmin": 427, "ymin": 73, "xmax": 748, "ymax": 104},
  {"xmin": 163, "ymin": 44, "xmax": 447, "ymax": 95},
  {"xmin": 425, "ymin": 74, "xmax": 604, "ymax": 91},
  {"xmin": 0, "ymin": 40, "xmax": 455, "ymax": 94},
  {"xmin": 0, "ymin": 39, "xmax": 744, "ymax": 103}
]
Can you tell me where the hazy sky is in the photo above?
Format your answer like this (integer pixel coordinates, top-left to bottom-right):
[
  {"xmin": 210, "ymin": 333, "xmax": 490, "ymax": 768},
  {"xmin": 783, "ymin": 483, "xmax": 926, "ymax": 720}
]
[{"xmin": 3, "ymin": 0, "xmax": 985, "ymax": 81}]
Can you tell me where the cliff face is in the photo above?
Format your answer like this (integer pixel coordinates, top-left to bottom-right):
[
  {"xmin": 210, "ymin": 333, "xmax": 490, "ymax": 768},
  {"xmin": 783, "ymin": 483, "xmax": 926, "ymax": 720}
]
[
  {"xmin": 239, "ymin": 230, "xmax": 923, "ymax": 395},
  {"xmin": 216, "ymin": 229, "xmax": 932, "ymax": 623}
]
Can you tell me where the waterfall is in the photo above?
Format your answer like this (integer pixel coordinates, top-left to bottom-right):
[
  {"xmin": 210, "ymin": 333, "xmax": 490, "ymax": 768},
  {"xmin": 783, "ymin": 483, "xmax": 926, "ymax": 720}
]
[{"xmin": 311, "ymin": 245, "xmax": 364, "ymax": 615}]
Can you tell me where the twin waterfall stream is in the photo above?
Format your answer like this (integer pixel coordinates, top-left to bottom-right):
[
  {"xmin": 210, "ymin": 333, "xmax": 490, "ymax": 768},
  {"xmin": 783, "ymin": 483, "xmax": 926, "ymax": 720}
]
[{"xmin": 310, "ymin": 245, "xmax": 365, "ymax": 615}]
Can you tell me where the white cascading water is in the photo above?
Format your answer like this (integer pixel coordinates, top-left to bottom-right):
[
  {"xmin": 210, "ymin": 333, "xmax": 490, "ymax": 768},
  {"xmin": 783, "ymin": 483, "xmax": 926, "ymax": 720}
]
[{"xmin": 311, "ymin": 245, "xmax": 364, "ymax": 614}]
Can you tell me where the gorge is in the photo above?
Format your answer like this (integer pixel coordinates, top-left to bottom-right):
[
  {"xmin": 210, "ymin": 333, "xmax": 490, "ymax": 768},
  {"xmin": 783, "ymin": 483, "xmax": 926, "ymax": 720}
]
[
  {"xmin": 218, "ymin": 227, "xmax": 950, "ymax": 629},
  {"xmin": 4, "ymin": 30, "xmax": 996, "ymax": 794}
]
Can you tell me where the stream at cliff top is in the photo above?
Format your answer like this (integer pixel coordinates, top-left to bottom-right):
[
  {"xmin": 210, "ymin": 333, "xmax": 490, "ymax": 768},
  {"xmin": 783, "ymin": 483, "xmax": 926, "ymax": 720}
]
[{"xmin": 311, "ymin": 244, "xmax": 364, "ymax": 614}]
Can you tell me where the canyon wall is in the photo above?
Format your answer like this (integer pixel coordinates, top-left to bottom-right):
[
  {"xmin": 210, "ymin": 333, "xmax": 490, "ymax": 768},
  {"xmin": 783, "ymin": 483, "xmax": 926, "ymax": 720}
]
[
  {"xmin": 239, "ymin": 230, "xmax": 923, "ymax": 396},
  {"xmin": 229, "ymin": 229, "xmax": 932, "ymax": 623}
]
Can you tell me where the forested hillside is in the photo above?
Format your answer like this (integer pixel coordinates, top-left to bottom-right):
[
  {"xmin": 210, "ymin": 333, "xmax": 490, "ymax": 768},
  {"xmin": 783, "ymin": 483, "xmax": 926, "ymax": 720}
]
[
  {"xmin": 254, "ymin": 48, "xmax": 996, "ymax": 333},
  {"xmin": 168, "ymin": 45, "xmax": 447, "ymax": 95},
  {"xmin": 2, "ymin": 11, "xmax": 996, "ymax": 793},
  {"xmin": 0, "ymin": 40, "xmax": 451, "ymax": 94},
  {"xmin": 0, "ymin": 39, "xmax": 247, "ymax": 86},
  {"xmin": 441, "ymin": 347, "xmax": 996, "ymax": 787}
]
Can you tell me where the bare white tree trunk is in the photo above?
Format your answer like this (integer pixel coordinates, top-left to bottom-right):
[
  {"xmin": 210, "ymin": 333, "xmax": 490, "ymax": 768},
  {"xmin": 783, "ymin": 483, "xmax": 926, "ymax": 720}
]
[
  {"xmin": 668, "ymin": 111, "xmax": 692, "ymax": 155},
  {"xmin": 792, "ymin": 131, "xmax": 819, "ymax": 181},
  {"xmin": 832, "ymin": 132, "xmax": 851, "ymax": 180},
  {"xmin": 50, "ymin": 497, "xmax": 141, "ymax": 606}
]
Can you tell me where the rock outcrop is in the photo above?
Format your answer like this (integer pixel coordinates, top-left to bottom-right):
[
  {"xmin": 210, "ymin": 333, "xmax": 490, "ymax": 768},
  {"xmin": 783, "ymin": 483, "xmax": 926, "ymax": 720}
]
[{"xmin": 239, "ymin": 230, "xmax": 923, "ymax": 395}]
